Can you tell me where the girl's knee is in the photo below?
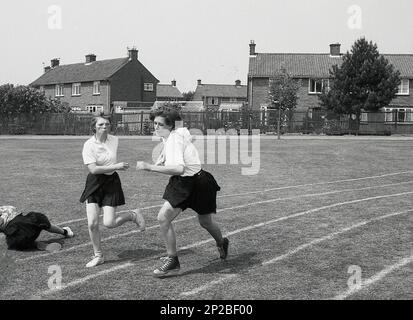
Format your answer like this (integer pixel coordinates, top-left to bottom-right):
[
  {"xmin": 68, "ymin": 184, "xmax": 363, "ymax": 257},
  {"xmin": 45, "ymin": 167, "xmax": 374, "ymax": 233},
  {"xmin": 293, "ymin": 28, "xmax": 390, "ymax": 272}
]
[
  {"xmin": 198, "ymin": 215, "xmax": 213, "ymax": 229},
  {"xmin": 199, "ymin": 220, "xmax": 213, "ymax": 230},
  {"xmin": 157, "ymin": 215, "xmax": 169, "ymax": 227},
  {"xmin": 88, "ymin": 220, "xmax": 99, "ymax": 231},
  {"xmin": 157, "ymin": 210, "xmax": 172, "ymax": 226},
  {"xmin": 103, "ymin": 218, "xmax": 116, "ymax": 228}
]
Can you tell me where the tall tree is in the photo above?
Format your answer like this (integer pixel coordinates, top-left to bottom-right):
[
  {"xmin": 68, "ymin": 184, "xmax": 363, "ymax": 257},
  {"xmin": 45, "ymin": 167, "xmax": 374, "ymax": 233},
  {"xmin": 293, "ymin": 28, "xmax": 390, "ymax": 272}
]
[
  {"xmin": 319, "ymin": 38, "xmax": 401, "ymax": 115},
  {"xmin": 267, "ymin": 68, "xmax": 300, "ymax": 111},
  {"xmin": 266, "ymin": 69, "xmax": 301, "ymax": 137},
  {"xmin": 182, "ymin": 91, "xmax": 194, "ymax": 101}
]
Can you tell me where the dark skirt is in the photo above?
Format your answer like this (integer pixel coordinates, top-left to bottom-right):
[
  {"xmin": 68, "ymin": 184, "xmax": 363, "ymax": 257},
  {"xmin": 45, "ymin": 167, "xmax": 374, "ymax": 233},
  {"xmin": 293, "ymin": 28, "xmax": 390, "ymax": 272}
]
[
  {"xmin": 79, "ymin": 172, "xmax": 125, "ymax": 208},
  {"xmin": 4, "ymin": 212, "xmax": 51, "ymax": 250},
  {"xmin": 163, "ymin": 170, "xmax": 221, "ymax": 215}
]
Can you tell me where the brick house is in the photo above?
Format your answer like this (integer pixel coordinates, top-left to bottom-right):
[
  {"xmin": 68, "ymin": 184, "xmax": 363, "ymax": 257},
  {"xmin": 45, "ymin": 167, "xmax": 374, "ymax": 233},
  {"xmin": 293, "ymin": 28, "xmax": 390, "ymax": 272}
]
[
  {"xmin": 247, "ymin": 41, "xmax": 413, "ymax": 120},
  {"xmin": 192, "ymin": 79, "xmax": 247, "ymax": 111},
  {"xmin": 156, "ymin": 80, "xmax": 184, "ymax": 102},
  {"xmin": 31, "ymin": 48, "xmax": 159, "ymax": 114}
]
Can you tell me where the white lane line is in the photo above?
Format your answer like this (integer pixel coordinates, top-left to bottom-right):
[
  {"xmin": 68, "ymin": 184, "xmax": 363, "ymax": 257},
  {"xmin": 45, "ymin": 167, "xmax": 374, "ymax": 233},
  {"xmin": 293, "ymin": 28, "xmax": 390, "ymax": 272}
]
[
  {"xmin": 180, "ymin": 209, "xmax": 413, "ymax": 297},
  {"xmin": 41, "ymin": 262, "xmax": 135, "ymax": 297},
  {"xmin": 56, "ymin": 176, "xmax": 413, "ymax": 226},
  {"xmin": 17, "ymin": 216, "xmax": 195, "ymax": 262},
  {"xmin": 18, "ymin": 182, "xmax": 413, "ymax": 263},
  {"xmin": 179, "ymin": 192, "xmax": 413, "ymax": 251},
  {"xmin": 56, "ymin": 170, "xmax": 413, "ymax": 226},
  {"xmin": 36, "ymin": 191, "xmax": 413, "ymax": 297},
  {"xmin": 218, "ymin": 170, "xmax": 413, "ymax": 198},
  {"xmin": 57, "ymin": 204, "xmax": 162, "ymax": 226},
  {"xmin": 262, "ymin": 210, "xmax": 413, "ymax": 266},
  {"xmin": 333, "ymin": 253, "xmax": 413, "ymax": 300},
  {"xmin": 17, "ymin": 183, "xmax": 413, "ymax": 262},
  {"xmin": 131, "ymin": 170, "xmax": 413, "ymax": 200},
  {"xmin": 180, "ymin": 274, "xmax": 238, "ymax": 297}
]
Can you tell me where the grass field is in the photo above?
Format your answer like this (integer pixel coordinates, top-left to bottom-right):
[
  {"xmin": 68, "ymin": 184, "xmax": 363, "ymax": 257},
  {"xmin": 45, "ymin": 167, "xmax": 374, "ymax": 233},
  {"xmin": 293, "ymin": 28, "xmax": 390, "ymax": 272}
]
[{"xmin": 0, "ymin": 136, "xmax": 412, "ymax": 300}]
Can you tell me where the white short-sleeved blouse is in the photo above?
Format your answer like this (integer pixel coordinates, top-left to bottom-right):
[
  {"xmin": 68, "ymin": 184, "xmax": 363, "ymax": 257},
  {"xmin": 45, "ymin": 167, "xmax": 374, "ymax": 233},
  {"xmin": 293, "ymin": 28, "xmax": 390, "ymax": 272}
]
[{"xmin": 82, "ymin": 135, "xmax": 118, "ymax": 175}]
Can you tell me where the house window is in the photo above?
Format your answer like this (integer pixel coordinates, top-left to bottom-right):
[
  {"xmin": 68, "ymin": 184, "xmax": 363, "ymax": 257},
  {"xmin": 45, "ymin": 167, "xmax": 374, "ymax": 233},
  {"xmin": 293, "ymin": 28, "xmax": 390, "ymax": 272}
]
[
  {"xmin": 72, "ymin": 83, "xmax": 81, "ymax": 96},
  {"xmin": 208, "ymin": 97, "xmax": 219, "ymax": 105},
  {"xmin": 55, "ymin": 84, "xmax": 64, "ymax": 97},
  {"xmin": 144, "ymin": 83, "xmax": 154, "ymax": 91},
  {"xmin": 93, "ymin": 81, "xmax": 100, "ymax": 95},
  {"xmin": 39, "ymin": 86, "xmax": 45, "ymax": 93},
  {"xmin": 396, "ymin": 79, "xmax": 409, "ymax": 95},
  {"xmin": 260, "ymin": 104, "xmax": 268, "ymax": 125},
  {"xmin": 384, "ymin": 108, "xmax": 413, "ymax": 123},
  {"xmin": 86, "ymin": 105, "xmax": 104, "ymax": 113},
  {"xmin": 70, "ymin": 106, "xmax": 81, "ymax": 113},
  {"xmin": 360, "ymin": 112, "xmax": 368, "ymax": 122},
  {"xmin": 307, "ymin": 107, "xmax": 322, "ymax": 120},
  {"xmin": 309, "ymin": 79, "xmax": 329, "ymax": 94},
  {"xmin": 408, "ymin": 109, "xmax": 413, "ymax": 122},
  {"xmin": 398, "ymin": 109, "xmax": 406, "ymax": 122},
  {"xmin": 384, "ymin": 108, "xmax": 393, "ymax": 122}
]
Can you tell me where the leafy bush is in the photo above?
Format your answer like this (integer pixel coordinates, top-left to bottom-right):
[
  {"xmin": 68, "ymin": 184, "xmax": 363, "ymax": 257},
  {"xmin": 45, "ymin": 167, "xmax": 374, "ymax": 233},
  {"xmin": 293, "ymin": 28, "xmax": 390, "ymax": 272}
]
[{"xmin": 0, "ymin": 84, "xmax": 71, "ymax": 117}]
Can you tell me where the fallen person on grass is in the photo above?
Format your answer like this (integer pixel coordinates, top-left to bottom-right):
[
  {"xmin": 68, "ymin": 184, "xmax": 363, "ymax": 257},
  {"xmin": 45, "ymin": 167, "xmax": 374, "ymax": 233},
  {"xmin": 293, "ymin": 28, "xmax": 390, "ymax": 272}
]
[{"xmin": 0, "ymin": 206, "xmax": 74, "ymax": 252}]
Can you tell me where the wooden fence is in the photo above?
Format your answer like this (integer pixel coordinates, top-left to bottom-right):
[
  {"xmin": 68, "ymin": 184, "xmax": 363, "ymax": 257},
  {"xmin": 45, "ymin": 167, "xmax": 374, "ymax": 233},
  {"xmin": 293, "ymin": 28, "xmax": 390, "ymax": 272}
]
[{"xmin": 1, "ymin": 110, "xmax": 412, "ymax": 135}]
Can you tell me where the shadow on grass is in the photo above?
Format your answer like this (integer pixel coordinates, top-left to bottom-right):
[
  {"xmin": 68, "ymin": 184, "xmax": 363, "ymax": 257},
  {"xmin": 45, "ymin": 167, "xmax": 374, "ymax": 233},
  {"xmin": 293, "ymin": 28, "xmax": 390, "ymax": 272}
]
[
  {"xmin": 112, "ymin": 248, "xmax": 198, "ymax": 266},
  {"xmin": 115, "ymin": 248, "xmax": 164, "ymax": 263},
  {"xmin": 157, "ymin": 251, "xmax": 260, "ymax": 279},
  {"xmin": 6, "ymin": 237, "xmax": 66, "ymax": 253}
]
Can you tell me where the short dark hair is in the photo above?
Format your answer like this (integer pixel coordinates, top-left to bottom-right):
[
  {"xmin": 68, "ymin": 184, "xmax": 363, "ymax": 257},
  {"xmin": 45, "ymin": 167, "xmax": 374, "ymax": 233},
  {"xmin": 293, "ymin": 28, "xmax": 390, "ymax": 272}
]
[
  {"xmin": 149, "ymin": 108, "xmax": 182, "ymax": 130},
  {"xmin": 90, "ymin": 112, "xmax": 112, "ymax": 133}
]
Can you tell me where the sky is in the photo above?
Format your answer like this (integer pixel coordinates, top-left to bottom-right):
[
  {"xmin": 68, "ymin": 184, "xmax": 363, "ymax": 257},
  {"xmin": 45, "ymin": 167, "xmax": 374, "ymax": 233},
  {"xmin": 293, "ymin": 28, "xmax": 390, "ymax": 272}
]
[{"xmin": 1, "ymin": 0, "xmax": 412, "ymax": 93}]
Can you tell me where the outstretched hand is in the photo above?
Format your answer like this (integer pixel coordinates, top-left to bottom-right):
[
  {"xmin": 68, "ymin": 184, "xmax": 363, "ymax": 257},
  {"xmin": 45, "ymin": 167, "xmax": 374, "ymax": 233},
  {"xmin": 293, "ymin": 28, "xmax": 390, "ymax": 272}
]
[
  {"xmin": 117, "ymin": 162, "xmax": 129, "ymax": 171},
  {"xmin": 136, "ymin": 161, "xmax": 151, "ymax": 171}
]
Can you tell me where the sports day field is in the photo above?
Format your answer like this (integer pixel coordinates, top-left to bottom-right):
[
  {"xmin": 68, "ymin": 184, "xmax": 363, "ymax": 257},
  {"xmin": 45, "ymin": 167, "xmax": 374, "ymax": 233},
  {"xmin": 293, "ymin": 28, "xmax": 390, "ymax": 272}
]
[{"xmin": 0, "ymin": 136, "xmax": 412, "ymax": 300}]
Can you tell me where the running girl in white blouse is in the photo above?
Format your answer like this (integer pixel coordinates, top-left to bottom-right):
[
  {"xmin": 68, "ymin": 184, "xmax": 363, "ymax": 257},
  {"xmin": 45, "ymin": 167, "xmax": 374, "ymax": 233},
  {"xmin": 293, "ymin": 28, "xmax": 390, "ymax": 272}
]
[
  {"xmin": 80, "ymin": 113, "xmax": 145, "ymax": 268},
  {"xmin": 136, "ymin": 108, "xmax": 229, "ymax": 277}
]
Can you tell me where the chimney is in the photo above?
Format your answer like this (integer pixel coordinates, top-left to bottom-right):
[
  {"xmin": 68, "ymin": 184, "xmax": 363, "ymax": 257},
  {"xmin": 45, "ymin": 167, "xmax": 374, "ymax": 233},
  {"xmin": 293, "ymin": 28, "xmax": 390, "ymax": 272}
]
[
  {"xmin": 330, "ymin": 43, "xmax": 341, "ymax": 57},
  {"xmin": 51, "ymin": 58, "xmax": 60, "ymax": 68},
  {"xmin": 44, "ymin": 66, "xmax": 51, "ymax": 73},
  {"xmin": 235, "ymin": 80, "xmax": 241, "ymax": 87},
  {"xmin": 171, "ymin": 79, "xmax": 177, "ymax": 87},
  {"xmin": 249, "ymin": 40, "xmax": 256, "ymax": 56},
  {"xmin": 197, "ymin": 79, "xmax": 202, "ymax": 86},
  {"xmin": 128, "ymin": 47, "xmax": 138, "ymax": 60},
  {"xmin": 85, "ymin": 54, "xmax": 96, "ymax": 63}
]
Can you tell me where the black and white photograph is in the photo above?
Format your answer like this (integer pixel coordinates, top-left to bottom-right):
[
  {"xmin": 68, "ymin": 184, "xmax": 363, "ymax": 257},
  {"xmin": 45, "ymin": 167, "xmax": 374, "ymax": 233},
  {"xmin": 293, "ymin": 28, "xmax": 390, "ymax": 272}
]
[{"xmin": 0, "ymin": 0, "xmax": 412, "ymax": 308}]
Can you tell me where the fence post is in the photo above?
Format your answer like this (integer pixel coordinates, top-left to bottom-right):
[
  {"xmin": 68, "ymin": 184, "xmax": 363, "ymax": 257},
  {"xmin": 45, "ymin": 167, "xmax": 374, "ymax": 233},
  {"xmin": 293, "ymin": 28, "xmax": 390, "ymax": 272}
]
[
  {"xmin": 277, "ymin": 106, "xmax": 281, "ymax": 140},
  {"xmin": 356, "ymin": 113, "xmax": 360, "ymax": 136},
  {"xmin": 348, "ymin": 115, "xmax": 351, "ymax": 135},
  {"xmin": 305, "ymin": 110, "xmax": 308, "ymax": 134},
  {"xmin": 140, "ymin": 111, "xmax": 144, "ymax": 135},
  {"xmin": 394, "ymin": 109, "xmax": 398, "ymax": 134}
]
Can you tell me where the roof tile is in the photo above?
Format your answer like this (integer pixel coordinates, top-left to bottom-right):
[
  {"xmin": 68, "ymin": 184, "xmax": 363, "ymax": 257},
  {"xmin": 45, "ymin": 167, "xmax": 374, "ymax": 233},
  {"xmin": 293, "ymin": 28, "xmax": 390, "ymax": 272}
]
[
  {"xmin": 193, "ymin": 84, "xmax": 247, "ymax": 100},
  {"xmin": 248, "ymin": 53, "xmax": 413, "ymax": 78},
  {"xmin": 31, "ymin": 58, "xmax": 129, "ymax": 86},
  {"xmin": 156, "ymin": 84, "xmax": 183, "ymax": 98}
]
